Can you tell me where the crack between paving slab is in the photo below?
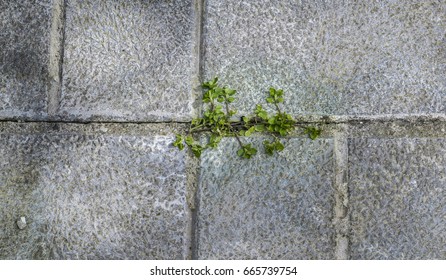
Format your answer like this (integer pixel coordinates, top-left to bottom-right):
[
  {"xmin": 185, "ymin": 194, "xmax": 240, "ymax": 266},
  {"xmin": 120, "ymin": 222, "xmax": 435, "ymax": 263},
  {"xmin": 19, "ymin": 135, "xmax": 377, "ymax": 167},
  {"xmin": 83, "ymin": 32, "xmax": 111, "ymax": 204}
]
[
  {"xmin": 333, "ymin": 124, "xmax": 350, "ymax": 260},
  {"xmin": 48, "ymin": 0, "xmax": 67, "ymax": 116},
  {"xmin": 190, "ymin": 0, "xmax": 206, "ymax": 120},
  {"xmin": 2, "ymin": 113, "xmax": 446, "ymax": 126},
  {"xmin": 184, "ymin": 155, "xmax": 200, "ymax": 259},
  {"xmin": 186, "ymin": 0, "xmax": 205, "ymax": 260},
  {"xmin": 187, "ymin": 155, "xmax": 201, "ymax": 260}
]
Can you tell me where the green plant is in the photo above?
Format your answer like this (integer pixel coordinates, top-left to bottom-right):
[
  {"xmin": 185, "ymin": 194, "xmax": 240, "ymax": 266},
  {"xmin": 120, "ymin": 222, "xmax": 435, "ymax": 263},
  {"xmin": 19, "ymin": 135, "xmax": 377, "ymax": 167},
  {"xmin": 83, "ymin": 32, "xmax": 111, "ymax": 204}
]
[{"xmin": 173, "ymin": 77, "xmax": 322, "ymax": 158}]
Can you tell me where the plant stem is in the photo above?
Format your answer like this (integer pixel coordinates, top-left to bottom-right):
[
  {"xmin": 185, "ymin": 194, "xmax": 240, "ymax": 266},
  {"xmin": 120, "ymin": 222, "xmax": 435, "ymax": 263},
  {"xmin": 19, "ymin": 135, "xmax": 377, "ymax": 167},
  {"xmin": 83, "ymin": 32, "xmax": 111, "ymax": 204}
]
[
  {"xmin": 224, "ymin": 100, "xmax": 244, "ymax": 149},
  {"xmin": 273, "ymin": 101, "xmax": 282, "ymax": 115},
  {"xmin": 232, "ymin": 128, "xmax": 244, "ymax": 148}
]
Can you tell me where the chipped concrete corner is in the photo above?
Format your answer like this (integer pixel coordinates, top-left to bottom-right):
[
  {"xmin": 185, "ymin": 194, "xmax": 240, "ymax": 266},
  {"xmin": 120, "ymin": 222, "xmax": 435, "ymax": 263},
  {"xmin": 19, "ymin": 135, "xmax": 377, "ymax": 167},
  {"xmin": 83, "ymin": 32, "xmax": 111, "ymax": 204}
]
[{"xmin": 1, "ymin": 0, "xmax": 445, "ymax": 259}]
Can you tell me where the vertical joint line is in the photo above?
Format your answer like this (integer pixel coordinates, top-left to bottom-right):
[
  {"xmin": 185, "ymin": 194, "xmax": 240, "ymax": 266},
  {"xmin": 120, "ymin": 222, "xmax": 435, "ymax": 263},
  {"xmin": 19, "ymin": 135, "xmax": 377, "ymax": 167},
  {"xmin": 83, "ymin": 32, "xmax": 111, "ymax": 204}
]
[
  {"xmin": 191, "ymin": 0, "xmax": 205, "ymax": 119},
  {"xmin": 333, "ymin": 124, "xmax": 349, "ymax": 260},
  {"xmin": 187, "ymin": 0, "xmax": 205, "ymax": 260},
  {"xmin": 48, "ymin": 0, "xmax": 67, "ymax": 116}
]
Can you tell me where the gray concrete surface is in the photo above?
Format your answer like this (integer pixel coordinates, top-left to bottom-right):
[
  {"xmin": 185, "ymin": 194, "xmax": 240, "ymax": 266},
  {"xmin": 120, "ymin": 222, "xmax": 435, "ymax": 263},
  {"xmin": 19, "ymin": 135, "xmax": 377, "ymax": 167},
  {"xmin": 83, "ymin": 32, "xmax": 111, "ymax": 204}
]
[
  {"xmin": 196, "ymin": 137, "xmax": 335, "ymax": 259},
  {"xmin": 203, "ymin": 0, "xmax": 446, "ymax": 117},
  {"xmin": 0, "ymin": 0, "xmax": 53, "ymax": 119},
  {"xmin": 60, "ymin": 0, "xmax": 197, "ymax": 121},
  {"xmin": 1, "ymin": 0, "xmax": 445, "ymax": 259},
  {"xmin": 0, "ymin": 130, "xmax": 188, "ymax": 259},
  {"xmin": 349, "ymin": 138, "xmax": 446, "ymax": 259}
]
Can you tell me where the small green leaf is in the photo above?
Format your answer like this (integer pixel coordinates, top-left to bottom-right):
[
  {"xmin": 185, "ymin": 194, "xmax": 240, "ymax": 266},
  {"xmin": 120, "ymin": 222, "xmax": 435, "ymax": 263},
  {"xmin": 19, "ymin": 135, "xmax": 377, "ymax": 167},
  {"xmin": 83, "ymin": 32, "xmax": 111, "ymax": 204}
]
[
  {"xmin": 185, "ymin": 136, "xmax": 194, "ymax": 146},
  {"xmin": 266, "ymin": 97, "xmax": 274, "ymax": 103},
  {"xmin": 202, "ymin": 91, "xmax": 211, "ymax": 103},
  {"xmin": 265, "ymin": 148, "xmax": 273, "ymax": 156},
  {"xmin": 191, "ymin": 118, "xmax": 202, "ymax": 127},
  {"xmin": 305, "ymin": 127, "xmax": 322, "ymax": 140},
  {"xmin": 249, "ymin": 147, "xmax": 257, "ymax": 155},
  {"xmin": 225, "ymin": 89, "xmax": 236, "ymax": 95},
  {"xmin": 263, "ymin": 143, "xmax": 274, "ymax": 156},
  {"xmin": 191, "ymin": 144, "xmax": 203, "ymax": 158},
  {"xmin": 255, "ymin": 125, "xmax": 265, "ymax": 132},
  {"xmin": 227, "ymin": 97, "xmax": 235, "ymax": 103},
  {"xmin": 215, "ymin": 87, "xmax": 223, "ymax": 95},
  {"xmin": 259, "ymin": 111, "xmax": 268, "ymax": 119},
  {"xmin": 279, "ymin": 128, "xmax": 287, "ymax": 136},
  {"xmin": 237, "ymin": 148, "xmax": 244, "ymax": 157},
  {"xmin": 274, "ymin": 141, "xmax": 285, "ymax": 151},
  {"xmin": 244, "ymin": 126, "xmax": 256, "ymax": 136},
  {"xmin": 207, "ymin": 134, "xmax": 222, "ymax": 148},
  {"xmin": 202, "ymin": 77, "xmax": 218, "ymax": 89},
  {"xmin": 173, "ymin": 134, "xmax": 184, "ymax": 150}
]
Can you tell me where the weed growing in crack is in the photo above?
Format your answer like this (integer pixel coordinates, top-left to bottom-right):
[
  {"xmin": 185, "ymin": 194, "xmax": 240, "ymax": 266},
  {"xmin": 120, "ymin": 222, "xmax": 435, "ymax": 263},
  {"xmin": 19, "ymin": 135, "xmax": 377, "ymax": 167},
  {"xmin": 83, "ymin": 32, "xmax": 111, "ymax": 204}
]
[{"xmin": 173, "ymin": 77, "xmax": 322, "ymax": 158}]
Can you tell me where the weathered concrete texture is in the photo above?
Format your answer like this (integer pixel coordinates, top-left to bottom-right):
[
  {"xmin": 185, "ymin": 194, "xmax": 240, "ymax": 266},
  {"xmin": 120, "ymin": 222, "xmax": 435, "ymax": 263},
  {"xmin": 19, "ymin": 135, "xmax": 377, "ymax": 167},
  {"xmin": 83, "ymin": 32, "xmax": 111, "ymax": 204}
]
[
  {"xmin": 0, "ymin": 133, "xmax": 188, "ymax": 259},
  {"xmin": 196, "ymin": 137, "xmax": 335, "ymax": 259},
  {"xmin": 203, "ymin": 0, "xmax": 446, "ymax": 116},
  {"xmin": 349, "ymin": 138, "xmax": 446, "ymax": 259},
  {"xmin": 0, "ymin": 0, "xmax": 53, "ymax": 118},
  {"xmin": 60, "ymin": 0, "xmax": 196, "ymax": 121}
]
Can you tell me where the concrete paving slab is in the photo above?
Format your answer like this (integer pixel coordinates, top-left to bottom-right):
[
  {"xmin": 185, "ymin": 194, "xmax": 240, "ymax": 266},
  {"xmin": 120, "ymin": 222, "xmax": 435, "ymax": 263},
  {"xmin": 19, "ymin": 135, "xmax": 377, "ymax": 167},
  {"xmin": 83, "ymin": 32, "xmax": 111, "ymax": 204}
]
[
  {"xmin": 203, "ymin": 0, "xmax": 446, "ymax": 116},
  {"xmin": 349, "ymin": 138, "xmax": 446, "ymax": 259},
  {"xmin": 0, "ymin": 0, "xmax": 53, "ymax": 118},
  {"xmin": 0, "ymin": 133, "xmax": 188, "ymax": 259},
  {"xmin": 60, "ymin": 0, "xmax": 196, "ymax": 121},
  {"xmin": 196, "ymin": 137, "xmax": 335, "ymax": 259}
]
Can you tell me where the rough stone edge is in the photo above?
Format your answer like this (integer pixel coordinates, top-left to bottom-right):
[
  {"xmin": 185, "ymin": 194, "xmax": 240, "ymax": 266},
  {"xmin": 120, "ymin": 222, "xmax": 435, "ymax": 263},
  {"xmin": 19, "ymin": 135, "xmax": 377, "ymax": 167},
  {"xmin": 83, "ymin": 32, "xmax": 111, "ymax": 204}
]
[
  {"xmin": 333, "ymin": 124, "xmax": 349, "ymax": 260},
  {"xmin": 47, "ymin": 0, "xmax": 66, "ymax": 116}
]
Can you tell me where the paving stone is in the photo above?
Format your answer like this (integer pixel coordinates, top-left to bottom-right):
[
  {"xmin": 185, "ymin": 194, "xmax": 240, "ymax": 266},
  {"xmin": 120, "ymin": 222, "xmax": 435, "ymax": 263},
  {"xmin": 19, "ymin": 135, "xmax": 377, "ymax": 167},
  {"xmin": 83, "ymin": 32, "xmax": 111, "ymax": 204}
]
[
  {"xmin": 0, "ymin": 133, "xmax": 188, "ymax": 259},
  {"xmin": 196, "ymin": 137, "xmax": 335, "ymax": 259},
  {"xmin": 0, "ymin": 0, "xmax": 53, "ymax": 118},
  {"xmin": 60, "ymin": 0, "xmax": 196, "ymax": 121},
  {"xmin": 203, "ymin": 0, "xmax": 446, "ymax": 116},
  {"xmin": 349, "ymin": 138, "xmax": 446, "ymax": 259}
]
